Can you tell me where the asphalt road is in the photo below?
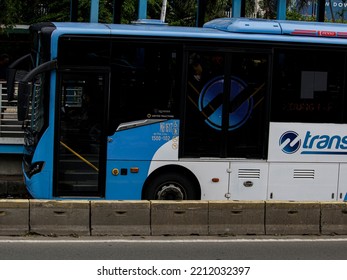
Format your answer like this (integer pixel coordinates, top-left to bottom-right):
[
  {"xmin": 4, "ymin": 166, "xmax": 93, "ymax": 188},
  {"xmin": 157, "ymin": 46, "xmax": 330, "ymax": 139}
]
[{"xmin": 1, "ymin": 236, "xmax": 347, "ymax": 260}]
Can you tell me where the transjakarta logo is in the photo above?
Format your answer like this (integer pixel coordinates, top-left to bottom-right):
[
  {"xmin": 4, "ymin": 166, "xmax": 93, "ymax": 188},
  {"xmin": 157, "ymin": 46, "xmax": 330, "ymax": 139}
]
[
  {"xmin": 279, "ymin": 131, "xmax": 301, "ymax": 154},
  {"xmin": 279, "ymin": 130, "xmax": 347, "ymax": 155}
]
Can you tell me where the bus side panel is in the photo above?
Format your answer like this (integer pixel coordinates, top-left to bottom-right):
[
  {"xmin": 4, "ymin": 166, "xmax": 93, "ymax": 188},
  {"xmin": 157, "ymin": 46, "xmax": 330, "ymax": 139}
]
[
  {"xmin": 106, "ymin": 120, "xmax": 179, "ymax": 199},
  {"xmin": 338, "ymin": 164, "xmax": 347, "ymax": 201},
  {"xmin": 107, "ymin": 120, "xmax": 179, "ymax": 161},
  {"xmin": 268, "ymin": 162, "xmax": 338, "ymax": 201},
  {"xmin": 229, "ymin": 162, "xmax": 268, "ymax": 200},
  {"xmin": 148, "ymin": 158, "xmax": 229, "ymax": 200},
  {"xmin": 149, "ymin": 141, "xmax": 268, "ymax": 200},
  {"xmin": 105, "ymin": 160, "xmax": 149, "ymax": 199}
]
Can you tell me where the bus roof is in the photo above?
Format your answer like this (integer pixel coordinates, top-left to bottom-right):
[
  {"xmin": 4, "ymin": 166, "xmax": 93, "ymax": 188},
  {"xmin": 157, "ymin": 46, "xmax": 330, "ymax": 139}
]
[
  {"xmin": 204, "ymin": 18, "xmax": 347, "ymax": 38},
  {"xmin": 48, "ymin": 18, "xmax": 347, "ymax": 55}
]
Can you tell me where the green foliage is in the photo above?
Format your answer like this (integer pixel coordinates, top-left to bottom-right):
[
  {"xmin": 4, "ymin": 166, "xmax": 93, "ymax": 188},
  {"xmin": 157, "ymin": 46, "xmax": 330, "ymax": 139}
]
[
  {"xmin": 166, "ymin": 1, "xmax": 197, "ymax": 26},
  {"xmin": 286, "ymin": 10, "xmax": 316, "ymax": 21},
  {"xmin": 0, "ymin": 0, "xmax": 115, "ymax": 25},
  {"xmin": 120, "ymin": 0, "xmax": 137, "ymax": 23},
  {"xmin": 0, "ymin": 0, "xmax": 21, "ymax": 29},
  {"xmin": 258, "ymin": 0, "xmax": 277, "ymax": 19}
]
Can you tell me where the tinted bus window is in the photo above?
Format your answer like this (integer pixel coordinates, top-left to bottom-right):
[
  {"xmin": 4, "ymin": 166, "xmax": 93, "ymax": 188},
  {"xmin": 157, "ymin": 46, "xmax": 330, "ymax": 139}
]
[
  {"xmin": 58, "ymin": 37, "xmax": 111, "ymax": 66},
  {"xmin": 108, "ymin": 42, "xmax": 181, "ymax": 134},
  {"xmin": 183, "ymin": 51, "xmax": 225, "ymax": 157},
  {"xmin": 183, "ymin": 49, "xmax": 269, "ymax": 159},
  {"xmin": 271, "ymin": 48, "xmax": 346, "ymax": 123},
  {"xmin": 226, "ymin": 52, "xmax": 269, "ymax": 158}
]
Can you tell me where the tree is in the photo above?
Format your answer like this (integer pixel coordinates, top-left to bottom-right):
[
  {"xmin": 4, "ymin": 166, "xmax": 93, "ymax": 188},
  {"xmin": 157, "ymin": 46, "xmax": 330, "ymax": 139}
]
[
  {"xmin": 25, "ymin": 0, "xmax": 114, "ymax": 23},
  {"xmin": 1, "ymin": 0, "xmax": 256, "ymax": 28},
  {"xmin": 1, "ymin": 0, "xmax": 115, "ymax": 26},
  {"xmin": 166, "ymin": 0, "xmax": 197, "ymax": 26},
  {"xmin": 258, "ymin": 0, "xmax": 277, "ymax": 19},
  {"xmin": 0, "ymin": 0, "xmax": 22, "ymax": 29}
]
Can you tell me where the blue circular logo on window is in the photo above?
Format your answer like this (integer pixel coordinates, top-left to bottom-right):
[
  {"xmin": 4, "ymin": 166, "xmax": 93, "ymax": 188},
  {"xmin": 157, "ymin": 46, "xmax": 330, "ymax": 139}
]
[
  {"xmin": 279, "ymin": 131, "xmax": 301, "ymax": 154},
  {"xmin": 198, "ymin": 76, "xmax": 253, "ymax": 131}
]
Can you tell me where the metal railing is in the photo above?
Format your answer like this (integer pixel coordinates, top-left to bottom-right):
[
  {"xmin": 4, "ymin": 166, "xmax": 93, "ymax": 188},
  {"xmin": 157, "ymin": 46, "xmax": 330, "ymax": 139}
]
[{"xmin": 0, "ymin": 81, "xmax": 24, "ymax": 146}]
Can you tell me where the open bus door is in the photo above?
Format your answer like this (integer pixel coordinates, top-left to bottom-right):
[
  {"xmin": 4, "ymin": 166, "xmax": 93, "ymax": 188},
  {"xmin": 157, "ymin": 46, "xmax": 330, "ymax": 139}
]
[{"xmin": 55, "ymin": 69, "xmax": 109, "ymax": 197}]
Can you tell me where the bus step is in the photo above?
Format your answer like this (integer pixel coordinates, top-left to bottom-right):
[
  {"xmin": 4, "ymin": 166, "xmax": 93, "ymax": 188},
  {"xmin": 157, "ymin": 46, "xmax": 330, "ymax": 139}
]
[
  {"xmin": 59, "ymin": 172, "xmax": 98, "ymax": 182},
  {"xmin": 58, "ymin": 182, "xmax": 98, "ymax": 193}
]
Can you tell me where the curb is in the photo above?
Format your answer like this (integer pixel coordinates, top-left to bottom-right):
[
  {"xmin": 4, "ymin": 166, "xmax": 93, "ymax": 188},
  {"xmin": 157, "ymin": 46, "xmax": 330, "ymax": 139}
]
[{"xmin": 1, "ymin": 200, "xmax": 347, "ymax": 236}]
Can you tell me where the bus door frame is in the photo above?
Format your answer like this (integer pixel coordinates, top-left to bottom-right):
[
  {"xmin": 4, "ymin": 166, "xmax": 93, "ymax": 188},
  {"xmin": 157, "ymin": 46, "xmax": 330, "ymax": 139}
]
[{"xmin": 53, "ymin": 66, "xmax": 110, "ymax": 198}]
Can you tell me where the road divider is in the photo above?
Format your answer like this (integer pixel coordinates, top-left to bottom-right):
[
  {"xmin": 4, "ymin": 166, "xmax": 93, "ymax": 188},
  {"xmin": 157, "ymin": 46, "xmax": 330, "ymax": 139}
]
[
  {"xmin": 1, "ymin": 200, "xmax": 347, "ymax": 236},
  {"xmin": 265, "ymin": 201, "xmax": 321, "ymax": 235},
  {"xmin": 91, "ymin": 200, "xmax": 150, "ymax": 236},
  {"xmin": 151, "ymin": 201, "xmax": 208, "ymax": 235},
  {"xmin": 30, "ymin": 200, "xmax": 90, "ymax": 236},
  {"xmin": 209, "ymin": 200, "xmax": 265, "ymax": 235},
  {"xmin": 321, "ymin": 202, "xmax": 347, "ymax": 235},
  {"xmin": 0, "ymin": 199, "xmax": 29, "ymax": 235}
]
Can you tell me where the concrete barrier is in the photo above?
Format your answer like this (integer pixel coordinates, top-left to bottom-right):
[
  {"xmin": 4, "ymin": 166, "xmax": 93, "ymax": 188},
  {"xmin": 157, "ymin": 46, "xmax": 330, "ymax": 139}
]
[
  {"xmin": 91, "ymin": 200, "xmax": 150, "ymax": 236},
  {"xmin": 30, "ymin": 200, "xmax": 90, "ymax": 236},
  {"xmin": 321, "ymin": 202, "xmax": 347, "ymax": 235},
  {"xmin": 0, "ymin": 199, "xmax": 29, "ymax": 235},
  {"xmin": 0, "ymin": 155, "xmax": 27, "ymax": 197},
  {"xmin": 151, "ymin": 201, "xmax": 208, "ymax": 235},
  {"xmin": 2, "ymin": 199, "xmax": 347, "ymax": 236},
  {"xmin": 209, "ymin": 201, "xmax": 265, "ymax": 235},
  {"xmin": 265, "ymin": 201, "xmax": 320, "ymax": 235}
]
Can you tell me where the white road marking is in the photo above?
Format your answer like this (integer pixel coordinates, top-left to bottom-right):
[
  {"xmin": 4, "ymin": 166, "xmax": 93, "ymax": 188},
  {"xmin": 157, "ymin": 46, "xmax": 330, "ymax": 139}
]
[{"xmin": 1, "ymin": 237, "xmax": 347, "ymax": 243}]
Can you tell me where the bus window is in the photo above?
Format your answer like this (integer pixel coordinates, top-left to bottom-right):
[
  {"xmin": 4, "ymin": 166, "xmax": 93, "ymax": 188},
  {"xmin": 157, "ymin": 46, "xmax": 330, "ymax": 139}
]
[
  {"xmin": 183, "ymin": 50, "xmax": 269, "ymax": 159},
  {"xmin": 58, "ymin": 37, "xmax": 110, "ymax": 66},
  {"xmin": 271, "ymin": 48, "xmax": 345, "ymax": 123},
  {"xmin": 226, "ymin": 52, "xmax": 268, "ymax": 158},
  {"xmin": 183, "ymin": 51, "xmax": 225, "ymax": 157},
  {"xmin": 108, "ymin": 42, "xmax": 180, "ymax": 134}
]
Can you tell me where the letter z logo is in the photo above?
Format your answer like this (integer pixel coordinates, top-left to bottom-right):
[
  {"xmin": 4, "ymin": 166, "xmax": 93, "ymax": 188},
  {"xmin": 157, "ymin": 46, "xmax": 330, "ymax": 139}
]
[{"xmin": 279, "ymin": 131, "xmax": 301, "ymax": 154}]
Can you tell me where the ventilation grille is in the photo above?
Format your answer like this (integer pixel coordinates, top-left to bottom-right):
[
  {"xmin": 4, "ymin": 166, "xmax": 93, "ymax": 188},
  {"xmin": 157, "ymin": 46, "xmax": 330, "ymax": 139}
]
[
  {"xmin": 293, "ymin": 169, "xmax": 315, "ymax": 179},
  {"xmin": 238, "ymin": 169, "xmax": 261, "ymax": 179}
]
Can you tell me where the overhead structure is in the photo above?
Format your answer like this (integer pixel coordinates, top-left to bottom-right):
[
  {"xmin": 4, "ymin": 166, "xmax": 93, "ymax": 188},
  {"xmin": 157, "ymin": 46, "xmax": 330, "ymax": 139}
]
[
  {"xmin": 316, "ymin": 0, "xmax": 326, "ymax": 22},
  {"xmin": 76, "ymin": 0, "xmax": 327, "ymax": 24},
  {"xmin": 90, "ymin": 0, "xmax": 99, "ymax": 23},
  {"xmin": 113, "ymin": 0, "xmax": 124, "ymax": 23},
  {"xmin": 276, "ymin": 0, "xmax": 286, "ymax": 20},
  {"xmin": 138, "ymin": 0, "xmax": 148, "ymax": 20},
  {"xmin": 70, "ymin": 0, "xmax": 78, "ymax": 22}
]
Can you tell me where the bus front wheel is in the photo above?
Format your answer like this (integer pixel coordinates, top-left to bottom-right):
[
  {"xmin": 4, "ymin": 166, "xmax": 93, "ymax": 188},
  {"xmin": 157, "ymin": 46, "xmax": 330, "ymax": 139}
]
[{"xmin": 142, "ymin": 173, "xmax": 199, "ymax": 200}]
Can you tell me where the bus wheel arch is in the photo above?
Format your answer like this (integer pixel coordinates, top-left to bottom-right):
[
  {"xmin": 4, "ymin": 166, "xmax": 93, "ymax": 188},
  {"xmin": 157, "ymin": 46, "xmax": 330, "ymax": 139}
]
[{"xmin": 142, "ymin": 165, "xmax": 201, "ymax": 200}]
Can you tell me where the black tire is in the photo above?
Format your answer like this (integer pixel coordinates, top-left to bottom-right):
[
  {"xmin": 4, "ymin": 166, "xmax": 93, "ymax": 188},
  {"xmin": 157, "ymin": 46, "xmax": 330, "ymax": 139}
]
[{"xmin": 142, "ymin": 172, "xmax": 199, "ymax": 200}]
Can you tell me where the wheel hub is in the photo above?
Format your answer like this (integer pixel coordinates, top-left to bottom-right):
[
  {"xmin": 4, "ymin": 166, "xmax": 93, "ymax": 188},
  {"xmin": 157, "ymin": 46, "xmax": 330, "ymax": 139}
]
[{"xmin": 157, "ymin": 184, "xmax": 184, "ymax": 200}]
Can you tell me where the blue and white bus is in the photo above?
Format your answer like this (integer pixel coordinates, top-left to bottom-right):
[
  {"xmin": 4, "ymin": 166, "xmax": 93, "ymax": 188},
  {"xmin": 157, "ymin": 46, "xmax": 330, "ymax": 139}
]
[{"xmin": 12, "ymin": 18, "xmax": 347, "ymax": 201}]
